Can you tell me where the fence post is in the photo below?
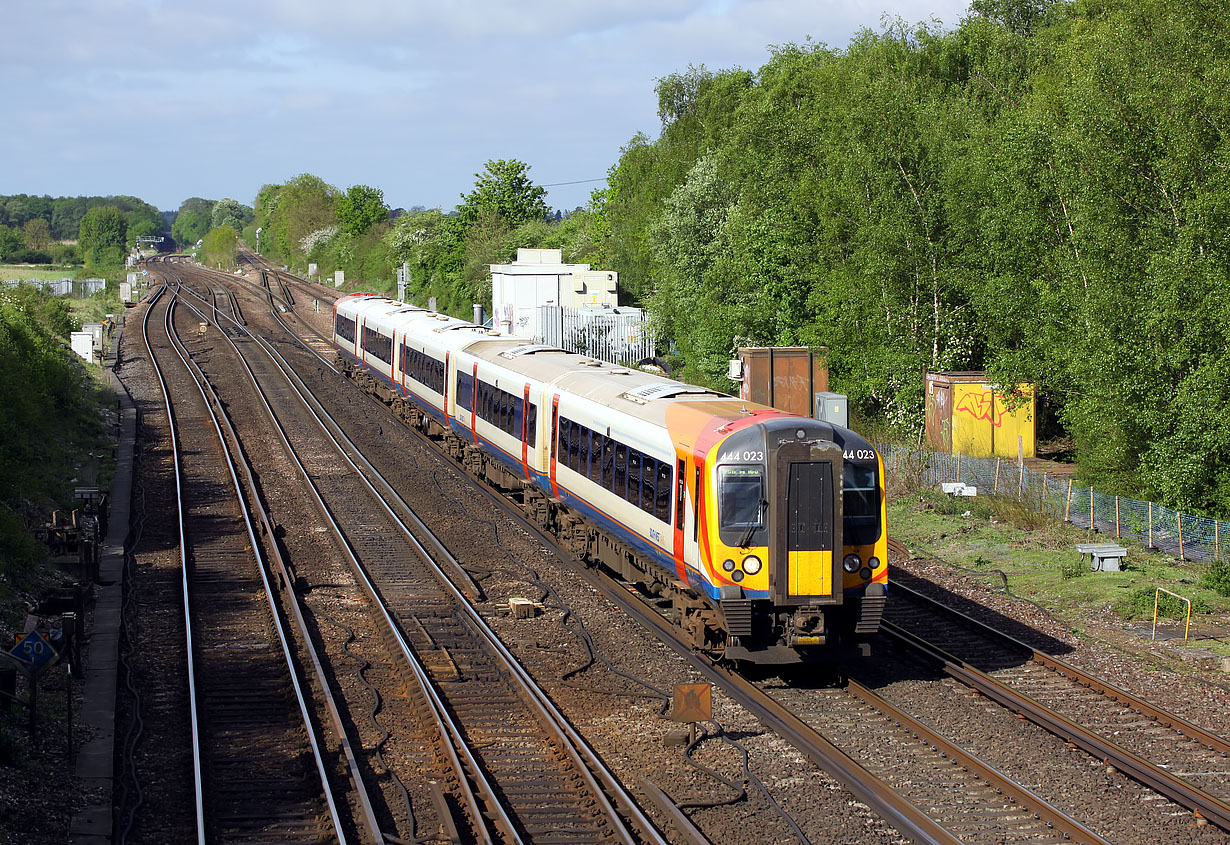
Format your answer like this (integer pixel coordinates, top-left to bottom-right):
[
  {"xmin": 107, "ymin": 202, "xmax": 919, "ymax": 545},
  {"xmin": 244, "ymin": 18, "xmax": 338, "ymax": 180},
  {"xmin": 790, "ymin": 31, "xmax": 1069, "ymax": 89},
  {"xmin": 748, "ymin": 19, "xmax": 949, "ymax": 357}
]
[
  {"xmin": 1178, "ymin": 512, "xmax": 1184, "ymax": 561},
  {"xmin": 1148, "ymin": 501, "xmax": 1154, "ymax": 549},
  {"xmin": 1090, "ymin": 488, "xmax": 1095, "ymax": 532},
  {"xmin": 1065, "ymin": 480, "xmax": 1072, "ymax": 522},
  {"xmin": 1216, "ymin": 520, "xmax": 1221, "ymax": 561},
  {"xmin": 1115, "ymin": 496, "xmax": 1120, "ymax": 539},
  {"xmin": 994, "ymin": 458, "xmax": 1001, "ymax": 494},
  {"xmin": 956, "ymin": 452, "xmax": 962, "ymax": 483}
]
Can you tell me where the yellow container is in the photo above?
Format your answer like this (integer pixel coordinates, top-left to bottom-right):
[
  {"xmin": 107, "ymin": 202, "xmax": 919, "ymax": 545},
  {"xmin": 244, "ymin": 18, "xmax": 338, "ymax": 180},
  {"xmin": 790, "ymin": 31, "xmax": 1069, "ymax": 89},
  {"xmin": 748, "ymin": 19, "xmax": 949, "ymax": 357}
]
[{"xmin": 925, "ymin": 372, "xmax": 1035, "ymax": 459}]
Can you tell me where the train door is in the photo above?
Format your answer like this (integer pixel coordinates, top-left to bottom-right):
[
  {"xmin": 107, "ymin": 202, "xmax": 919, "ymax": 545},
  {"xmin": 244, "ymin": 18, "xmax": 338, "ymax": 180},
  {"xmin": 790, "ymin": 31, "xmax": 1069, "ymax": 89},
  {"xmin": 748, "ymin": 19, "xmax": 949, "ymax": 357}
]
[{"xmin": 769, "ymin": 441, "xmax": 842, "ymax": 604}]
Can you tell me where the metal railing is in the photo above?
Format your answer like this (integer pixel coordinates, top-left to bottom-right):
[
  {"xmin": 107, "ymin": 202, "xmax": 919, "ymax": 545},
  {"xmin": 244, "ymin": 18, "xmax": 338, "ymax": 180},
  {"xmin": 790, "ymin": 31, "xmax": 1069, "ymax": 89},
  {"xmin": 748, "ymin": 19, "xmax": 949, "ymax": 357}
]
[
  {"xmin": 537, "ymin": 304, "xmax": 655, "ymax": 365},
  {"xmin": 880, "ymin": 445, "xmax": 1227, "ymax": 564}
]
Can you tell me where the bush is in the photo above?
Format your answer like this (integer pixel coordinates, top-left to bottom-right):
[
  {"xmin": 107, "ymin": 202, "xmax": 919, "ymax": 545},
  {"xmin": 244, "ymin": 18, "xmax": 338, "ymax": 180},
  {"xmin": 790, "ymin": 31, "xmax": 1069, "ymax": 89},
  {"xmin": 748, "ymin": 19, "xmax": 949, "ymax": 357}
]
[
  {"xmin": 1199, "ymin": 558, "xmax": 1230, "ymax": 598},
  {"xmin": 0, "ymin": 507, "xmax": 46, "ymax": 587},
  {"xmin": 1058, "ymin": 557, "xmax": 1086, "ymax": 580},
  {"xmin": 50, "ymin": 243, "xmax": 80, "ymax": 264},
  {"xmin": 4, "ymin": 248, "xmax": 52, "ymax": 264}
]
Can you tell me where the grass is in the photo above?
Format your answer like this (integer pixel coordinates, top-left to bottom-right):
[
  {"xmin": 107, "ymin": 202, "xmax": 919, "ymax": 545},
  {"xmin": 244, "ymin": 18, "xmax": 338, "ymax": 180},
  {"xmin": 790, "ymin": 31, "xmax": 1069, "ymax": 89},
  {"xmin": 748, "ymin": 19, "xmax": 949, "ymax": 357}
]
[
  {"xmin": 889, "ymin": 487, "xmax": 1230, "ymax": 650},
  {"xmin": 0, "ymin": 264, "xmax": 82, "ymax": 281}
]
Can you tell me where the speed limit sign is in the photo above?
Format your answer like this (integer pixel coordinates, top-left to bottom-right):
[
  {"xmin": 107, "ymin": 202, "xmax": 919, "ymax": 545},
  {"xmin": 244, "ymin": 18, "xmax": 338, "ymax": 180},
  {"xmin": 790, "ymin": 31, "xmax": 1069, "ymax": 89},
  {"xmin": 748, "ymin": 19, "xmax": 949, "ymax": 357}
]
[{"xmin": 9, "ymin": 631, "xmax": 59, "ymax": 676}]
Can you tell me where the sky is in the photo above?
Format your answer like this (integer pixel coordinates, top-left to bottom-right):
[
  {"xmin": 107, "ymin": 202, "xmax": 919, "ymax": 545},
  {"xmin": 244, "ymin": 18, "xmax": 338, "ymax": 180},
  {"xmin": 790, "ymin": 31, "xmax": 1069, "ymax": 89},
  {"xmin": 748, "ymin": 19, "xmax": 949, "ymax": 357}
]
[{"xmin": 4, "ymin": 0, "xmax": 970, "ymax": 215}]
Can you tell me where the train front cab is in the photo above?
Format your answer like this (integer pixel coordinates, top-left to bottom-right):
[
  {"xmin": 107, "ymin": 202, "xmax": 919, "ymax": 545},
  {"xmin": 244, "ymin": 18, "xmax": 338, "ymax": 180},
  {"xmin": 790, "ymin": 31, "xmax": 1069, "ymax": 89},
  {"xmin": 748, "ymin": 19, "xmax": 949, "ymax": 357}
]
[{"xmin": 711, "ymin": 418, "xmax": 886, "ymax": 663}]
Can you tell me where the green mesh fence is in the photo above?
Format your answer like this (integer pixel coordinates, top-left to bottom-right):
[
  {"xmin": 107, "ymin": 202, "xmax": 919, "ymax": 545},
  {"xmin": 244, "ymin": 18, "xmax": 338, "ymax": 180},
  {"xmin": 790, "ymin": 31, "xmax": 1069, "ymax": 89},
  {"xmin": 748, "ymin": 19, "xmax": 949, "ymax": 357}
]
[{"xmin": 880, "ymin": 445, "xmax": 1227, "ymax": 563}]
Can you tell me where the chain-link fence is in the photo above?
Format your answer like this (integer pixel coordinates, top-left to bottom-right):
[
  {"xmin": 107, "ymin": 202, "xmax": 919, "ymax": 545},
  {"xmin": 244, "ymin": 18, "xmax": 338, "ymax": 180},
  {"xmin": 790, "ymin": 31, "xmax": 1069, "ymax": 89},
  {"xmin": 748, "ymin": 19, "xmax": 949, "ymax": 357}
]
[{"xmin": 879, "ymin": 445, "xmax": 1228, "ymax": 564}]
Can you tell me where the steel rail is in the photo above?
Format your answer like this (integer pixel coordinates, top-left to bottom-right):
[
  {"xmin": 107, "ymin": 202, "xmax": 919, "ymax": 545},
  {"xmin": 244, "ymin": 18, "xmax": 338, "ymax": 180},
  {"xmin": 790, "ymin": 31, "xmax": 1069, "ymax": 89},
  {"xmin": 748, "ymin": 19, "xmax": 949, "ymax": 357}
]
[
  {"xmin": 184, "ymin": 266, "xmax": 965, "ymax": 844},
  {"xmin": 143, "ymin": 282, "xmax": 348, "ymax": 844},
  {"xmin": 163, "ymin": 274, "xmax": 385, "ymax": 842},
  {"xmin": 139, "ymin": 285, "xmax": 205, "ymax": 843},
  {"xmin": 890, "ymin": 577, "xmax": 1230, "ymax": 757},
  {"xmin": 883, "ymin": 584, "xmax": 1230, "ymax": 832},
  {"xmin": 175, "ymin": 267, "xmax": 664, "ymax": 845},
  {"xmin": 167, "ymin": 275, "xmax": 529, "ymax": 843}
]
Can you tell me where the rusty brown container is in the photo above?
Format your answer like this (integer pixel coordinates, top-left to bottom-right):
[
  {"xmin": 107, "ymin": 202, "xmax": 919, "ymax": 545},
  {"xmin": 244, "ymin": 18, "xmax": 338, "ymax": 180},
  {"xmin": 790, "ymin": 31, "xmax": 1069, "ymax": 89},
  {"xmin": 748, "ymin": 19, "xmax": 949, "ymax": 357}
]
[{"xmin": 736, "ymin": 348, "xmax": 829, "ymax": 417}]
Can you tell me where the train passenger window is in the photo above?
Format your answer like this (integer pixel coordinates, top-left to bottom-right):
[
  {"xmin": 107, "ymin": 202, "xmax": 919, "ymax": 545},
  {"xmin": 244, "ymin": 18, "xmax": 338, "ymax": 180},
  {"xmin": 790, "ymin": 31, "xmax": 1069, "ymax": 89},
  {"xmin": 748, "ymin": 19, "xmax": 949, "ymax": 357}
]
[
  {"xmin": 718, "ymin": 466, "xmax": 764, "ymax": 529},
  {"xmin": 615, "ymin": 444, "xmax": 627, "ymax": 498},
  {"xmin": 563, "ymin": 420, "xmax": 575, "ymax": 469},
  {"xmin": 526, "ymin": 403, "xmax": 537, "ymax": 447},
  {"xmin": 640, "ymin": 457, "xmax": 656, "ymax": 512},
  {"xmin": 513, "ymin": 396, "xmax": 524, "ymax": 441},
  {"xmin": 589, "ymin": 434, "xmax": 604, "ymax": 484},
  {"xmin": 627, "ymin": 450, "xmax": 641, "ymax": 506},
  {"xmin": 601, "ymin": 439, "xmax": 615, "ymax": 489},
  {"xmin": 694, "ymin": 467, "xmax": 701, "ymax": 541},
  {"xmin": 578, "ymin": 425, "xmax": 590, "ymax": 474},
  {"xmin": 457, "ymin": 372, "xmax": 473, "ymax": 411},
  {"xmin": 656, "ymin": 462, "xmax": 672, "ymax": 522},
  {"xmin": 335, "ymin": 314, "xmax": 356, "ymax": 343},
  {"xmin": 503, "ymin": 392, "xmax": 514, "ymax": 435}
]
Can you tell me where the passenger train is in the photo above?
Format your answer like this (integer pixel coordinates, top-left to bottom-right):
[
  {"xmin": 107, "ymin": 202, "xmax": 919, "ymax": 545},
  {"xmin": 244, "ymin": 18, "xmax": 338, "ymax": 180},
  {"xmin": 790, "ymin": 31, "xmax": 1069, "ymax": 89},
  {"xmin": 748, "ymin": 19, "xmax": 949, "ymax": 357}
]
[{"xmin": 332, "ymin": 293, "xmax": 886, "ymax": 663}]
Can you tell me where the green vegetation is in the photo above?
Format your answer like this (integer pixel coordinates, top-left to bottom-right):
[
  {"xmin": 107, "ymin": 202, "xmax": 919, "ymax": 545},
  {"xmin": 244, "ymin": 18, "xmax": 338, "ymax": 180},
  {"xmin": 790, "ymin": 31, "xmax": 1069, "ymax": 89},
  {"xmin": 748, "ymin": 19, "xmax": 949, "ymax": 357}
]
[
  {"xmin": 1200, "ymin": 559, "xmax": 1230, "ymax": 599},
  {"xmin": 889, "ymin": 489, "xmax": 1230, "ymax": 636},
  {"xmin": 78, "ymin": 205, "xmax": 127, "ymax": 270},
  {"xmin": 587, "ymin": 0, "xmax": 1230, "ymax": 518},
  {"xmin": 0, "ymin": 266, "xmax": 79, "ymax": 282},
  {"xmin": 200, "ymin": 225, "xmax": 240, "ymax": 269},
  {"xmin": 159, "ymin": 0, "xmax": 1229, "ymax": 520},
  {"xmin": 0, "ymin": 285, "xmax": 110, "ymax": 594}
]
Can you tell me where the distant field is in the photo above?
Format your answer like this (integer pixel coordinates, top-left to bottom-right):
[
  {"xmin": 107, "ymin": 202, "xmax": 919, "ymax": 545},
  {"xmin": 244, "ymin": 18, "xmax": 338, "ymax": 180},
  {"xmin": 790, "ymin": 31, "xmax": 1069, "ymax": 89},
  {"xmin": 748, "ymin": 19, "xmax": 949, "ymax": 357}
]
[{"xmin": 0, "ymin": 264, "xmax": 81, "ymax": 281}]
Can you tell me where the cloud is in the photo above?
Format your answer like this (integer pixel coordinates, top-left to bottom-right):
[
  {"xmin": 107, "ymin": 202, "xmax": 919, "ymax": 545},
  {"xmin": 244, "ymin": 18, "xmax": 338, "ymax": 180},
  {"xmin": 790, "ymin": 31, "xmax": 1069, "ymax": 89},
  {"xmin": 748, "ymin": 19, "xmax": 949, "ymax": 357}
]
[{"xmin": 1, "ymin": 0, "xmax": 971, "ymax": 211}]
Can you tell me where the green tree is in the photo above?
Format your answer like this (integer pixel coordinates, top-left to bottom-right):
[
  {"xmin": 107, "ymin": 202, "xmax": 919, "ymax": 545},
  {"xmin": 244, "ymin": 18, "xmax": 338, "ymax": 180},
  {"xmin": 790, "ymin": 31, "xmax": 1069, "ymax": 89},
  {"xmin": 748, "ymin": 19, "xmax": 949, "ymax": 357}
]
[
  {"xmin": 210, "ymin": 198, "xmax": 247, "ymax": 233},
  {"xmin": 337, "ymin": 185, "xmax": 388, "ymax": 236},
  {"xmin": 260, "ymin": 174, "xmax": 339, "ymax": 262},
  {"xmin": 0, "ymin": 226, "xmax": 22, "ymax": 260},
  {"xmin": 171, "ymin": 198, "xmax": 214, "ymax": 249},
  {"xmin": 459, "ymin": 160, "xmax": 548, "ymax": 227},
  {"xmin": 78, "ymin": 205, "xmax": 128, "ymax": 269},
  {"xmin": 23, "ymin": 218, "xmax": 51, "ymax": 250}
]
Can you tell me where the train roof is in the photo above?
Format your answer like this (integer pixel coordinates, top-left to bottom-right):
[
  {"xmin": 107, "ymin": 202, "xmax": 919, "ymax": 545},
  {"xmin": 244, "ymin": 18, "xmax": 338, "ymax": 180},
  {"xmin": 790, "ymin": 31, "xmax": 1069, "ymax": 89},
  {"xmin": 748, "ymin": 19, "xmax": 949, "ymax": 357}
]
[{"xmin": 464, "ymin": 340, "xmax": 753, "ymax": 427}]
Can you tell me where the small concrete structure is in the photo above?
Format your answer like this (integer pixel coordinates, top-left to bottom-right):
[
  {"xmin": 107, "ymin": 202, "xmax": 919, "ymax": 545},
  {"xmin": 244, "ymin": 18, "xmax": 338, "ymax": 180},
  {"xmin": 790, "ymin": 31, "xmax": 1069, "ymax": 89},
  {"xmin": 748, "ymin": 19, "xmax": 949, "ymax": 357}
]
[
  {"xmin": 1076, "ymin": 542, "xmax": 1127, "ymax": 572},
  {"xmin": 490, "ymin": 248, "xmax": 618, "ymax": 338},
  {"xmin": 941, "ymin": 482, "xmax": 978, "ymax": 497}
]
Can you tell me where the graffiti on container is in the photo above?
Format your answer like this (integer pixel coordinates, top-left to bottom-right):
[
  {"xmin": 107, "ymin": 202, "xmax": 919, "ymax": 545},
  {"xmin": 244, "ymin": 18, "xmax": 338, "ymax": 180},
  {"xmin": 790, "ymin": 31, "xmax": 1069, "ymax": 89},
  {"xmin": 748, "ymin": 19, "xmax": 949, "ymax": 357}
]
[
  {"xmin": 955, "ymin": 392, "xmax": 1011, "ymax": 428},
  {"xmin": 773, "ymin": 375, "xmax": 809, "ymax": 391}
]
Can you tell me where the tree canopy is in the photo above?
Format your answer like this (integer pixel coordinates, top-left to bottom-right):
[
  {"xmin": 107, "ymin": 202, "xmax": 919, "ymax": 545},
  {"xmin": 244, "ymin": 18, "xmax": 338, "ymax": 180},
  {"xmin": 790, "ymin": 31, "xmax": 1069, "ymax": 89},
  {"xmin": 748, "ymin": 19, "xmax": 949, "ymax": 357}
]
[
  {"xmin": 593, "ymin": 0, "xmax": 1230, "ymax": 515},
  {"xmin": 337, "ymin": 185, "xmax": 388, "ymax": 236},
  {"xmin": 78, "ymin": 205, "xmax": 128, "ymax": 269},
  {"xmin": 459, "ymin": 160, "xmax": 549, "ymax": 227}
]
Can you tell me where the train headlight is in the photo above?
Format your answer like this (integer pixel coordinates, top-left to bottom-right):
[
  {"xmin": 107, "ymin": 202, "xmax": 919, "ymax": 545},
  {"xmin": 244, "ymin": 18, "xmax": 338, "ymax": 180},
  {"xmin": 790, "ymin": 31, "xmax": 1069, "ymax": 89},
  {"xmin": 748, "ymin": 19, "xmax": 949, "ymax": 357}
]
[
  {"xmin": 742, "ymin": 555, "xmax": 762, "ymax": 575},
  {"xmin": 732, "ymin": 570, "xmax": 745, "ymax": 582},
  {"xmin": 859, "ymin": 568, "xmax": 873, "ymax": 580},
  {"xmin": 868, "ymin": 556, "xmax": 881, "ymax": 570},
  {"xmin": 842, "ymin": 553, "xmax": 861, "ymax": 573},
  {"xmin": 722, "ymin": 558, "xmax": 736, "ymax": 572}
]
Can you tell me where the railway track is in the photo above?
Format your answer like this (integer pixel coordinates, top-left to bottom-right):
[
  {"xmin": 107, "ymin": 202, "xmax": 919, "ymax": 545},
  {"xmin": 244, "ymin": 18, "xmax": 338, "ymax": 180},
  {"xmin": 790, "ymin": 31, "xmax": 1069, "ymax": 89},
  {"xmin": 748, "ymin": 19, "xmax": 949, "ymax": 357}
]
[
  {"xmin": 884, "ymin": 542, "xmax": 1230, "ymax": 833},
  {"xmin": 186, "ymin": 264, "xmax": 1109, "ymax": 843},
  {"xmin": 165, "ymin": 269, "xmax": 662, "ymax": 844},
  {"xmin": 141, "ymin": 283, "xmax": 352, "ymax": 843},
  {"xmin": 173, "ymin": 259, "xmax": 1228, "ymax": 842}
]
